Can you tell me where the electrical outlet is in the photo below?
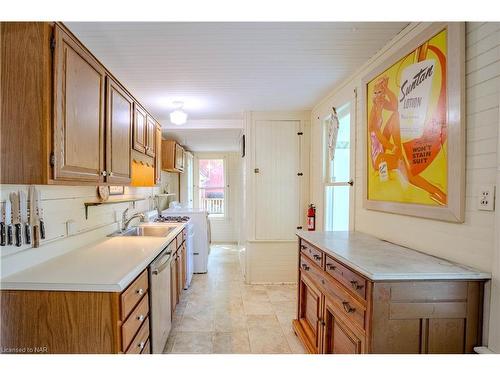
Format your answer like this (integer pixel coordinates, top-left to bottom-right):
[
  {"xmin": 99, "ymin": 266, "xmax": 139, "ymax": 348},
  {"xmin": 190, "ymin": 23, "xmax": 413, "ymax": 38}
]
[{"xmin": 478, "ymin": 185, "xmax": 495, "ymax": 211}]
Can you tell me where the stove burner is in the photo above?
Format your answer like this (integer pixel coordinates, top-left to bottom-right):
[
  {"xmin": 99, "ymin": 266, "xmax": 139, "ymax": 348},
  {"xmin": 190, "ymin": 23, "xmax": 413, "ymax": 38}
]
[{"xmin": 154, "ymin": 215, "xmax": 190, "ymax": 223}]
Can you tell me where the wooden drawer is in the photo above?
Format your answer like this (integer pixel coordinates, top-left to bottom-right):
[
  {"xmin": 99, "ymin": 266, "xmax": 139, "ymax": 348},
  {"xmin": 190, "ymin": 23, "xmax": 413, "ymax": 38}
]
[
  {"xmin": 321, "ymin": 275, "xmax": 366, "ymax": 331},
  {"xmin": 300, "ymin": 255, "xmax": 365, "ymax": 331},
  {"xmin": 300, "ymin": 241, "xmax": 323, "ymax": 267},
  {"xmin": 121, "ymin": 294, "xmax": 149, "ymax": 351},
  {"xmin": 125, "ymin": 317, "xmax": 150, "ymax": 354},
  {"xmin": 141, "ymin": 339, "xmax": 151, "ymax": 354},
  {"xmin": 121, "ymin": 270, "xmax": 149, "ymax": 320},
  {"xmin": 325, "ymin": 255, "xmax": 367, "ymax": 300}
]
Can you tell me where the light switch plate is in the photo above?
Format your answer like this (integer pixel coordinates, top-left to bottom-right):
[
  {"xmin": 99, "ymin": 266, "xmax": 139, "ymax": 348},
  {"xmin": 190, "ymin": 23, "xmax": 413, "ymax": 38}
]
[
  {"xmin": 478, "ymin": 185, "xmax": 495, "ymax": 211},
  {"xmin": 66, "ymin": 220, "xmax": 77, "ymax": 236}
]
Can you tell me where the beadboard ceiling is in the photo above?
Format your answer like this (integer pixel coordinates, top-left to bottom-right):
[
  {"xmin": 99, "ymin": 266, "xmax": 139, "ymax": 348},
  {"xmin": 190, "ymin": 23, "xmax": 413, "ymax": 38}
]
[{"xmin": 66, "ymin": 22, "xmax": 407, "ymax": 124}]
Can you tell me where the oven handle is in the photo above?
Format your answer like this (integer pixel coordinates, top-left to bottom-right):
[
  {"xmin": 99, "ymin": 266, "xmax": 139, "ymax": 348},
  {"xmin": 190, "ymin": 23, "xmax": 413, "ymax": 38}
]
[{"xmin": 151, "ymin": 255, "xmax": 171, "ymax": 275}]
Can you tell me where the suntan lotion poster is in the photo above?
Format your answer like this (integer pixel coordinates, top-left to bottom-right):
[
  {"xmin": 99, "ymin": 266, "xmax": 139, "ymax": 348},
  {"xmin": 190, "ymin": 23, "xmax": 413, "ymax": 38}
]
[{"xmin": 367, "ymin": 29, "xmax": 448, "ymax": 206}]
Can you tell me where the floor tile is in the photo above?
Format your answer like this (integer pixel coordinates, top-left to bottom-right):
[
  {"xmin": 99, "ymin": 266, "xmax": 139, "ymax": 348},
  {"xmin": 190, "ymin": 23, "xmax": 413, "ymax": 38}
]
[
  {"xmin": 213, "ymin": 331, "xmax": 251, "ymax": 353},
  {"xmin": 171, "ymin": 332, "xmax": 214, "ymax": 354}
]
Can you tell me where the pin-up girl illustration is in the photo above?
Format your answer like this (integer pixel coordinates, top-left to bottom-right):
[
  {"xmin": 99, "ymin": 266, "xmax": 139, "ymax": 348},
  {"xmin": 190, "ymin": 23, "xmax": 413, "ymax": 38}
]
[{"xmin": 368, "ymin": 40, "xmax": 447, "ymax": 205}]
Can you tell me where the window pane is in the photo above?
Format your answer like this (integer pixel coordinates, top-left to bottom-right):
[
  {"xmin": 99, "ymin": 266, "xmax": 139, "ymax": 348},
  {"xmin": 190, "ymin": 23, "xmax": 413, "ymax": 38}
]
[
  {"xmin": 199, "ymin": 159, "xmax": 225, "ymax": 216},
  {"xmin": 331, "ymin": 112, "xmax": 350, "ymax": 182},
  {"xmin": 324, "ymin": 185, "xmax": 349, "ymax": 231}
]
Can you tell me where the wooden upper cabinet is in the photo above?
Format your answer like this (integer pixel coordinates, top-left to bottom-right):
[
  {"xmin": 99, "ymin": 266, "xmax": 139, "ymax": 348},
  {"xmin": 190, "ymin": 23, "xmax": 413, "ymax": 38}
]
[
  {"xmin": 53, "ymin": 25, "xmax": 106, "ymax": 183},
  {"xmin": 146, "ymin": 116, "xmax": 156, "ymax": 157},
  {"xmin": 162, "ymin": 140, "xmax": 185, "ymax": 173},
  {"xmin": 106, "ymin": 77, "xmax": 133, "ymax": 185},
  {"xmin": 133, "ymin": 104, "xmax": 147, "ymax": 154},
  {"xmin": 155, "ymin": 125, "xmax": 162, "ymax": 184}
]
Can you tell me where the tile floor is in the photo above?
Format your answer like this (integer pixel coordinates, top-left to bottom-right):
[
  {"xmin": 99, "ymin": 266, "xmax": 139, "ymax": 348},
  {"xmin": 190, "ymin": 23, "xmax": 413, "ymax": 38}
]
[{"xmin": 164, "ymin": 244, "xmax": 305, "ymax": 354}]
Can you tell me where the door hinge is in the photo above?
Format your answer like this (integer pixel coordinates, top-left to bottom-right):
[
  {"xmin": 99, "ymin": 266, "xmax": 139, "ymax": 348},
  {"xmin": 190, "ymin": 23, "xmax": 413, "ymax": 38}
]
[
  {"xmin": 297, "ymin": 172, "xmax": 303, "ymax": 176},
  {"xmin": 49, "ymin": 152, "xmax": 55, "ymax": 167},
  {"xmin": 50, "ymin": 35, "xmax": 55, "ymax": 51},
  {"xmin": 297, "ymin": 226, "xmax": 303, "ymax": 230},
  {"xmin": 297, "ymin": 132, "xmax": 303, "ymax": 136}
]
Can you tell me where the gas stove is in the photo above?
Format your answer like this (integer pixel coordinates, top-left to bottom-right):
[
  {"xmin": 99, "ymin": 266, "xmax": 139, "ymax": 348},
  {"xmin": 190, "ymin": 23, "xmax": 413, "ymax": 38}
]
[{"xmin": 154, "ymin": 215, "xmax": 190, "ymax": 223}]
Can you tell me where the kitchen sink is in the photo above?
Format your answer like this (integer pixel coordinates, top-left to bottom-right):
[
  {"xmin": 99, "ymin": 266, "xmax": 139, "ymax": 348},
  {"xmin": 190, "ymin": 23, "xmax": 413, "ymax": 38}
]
[{"xmin": 109, "ymin": 226, "xmax": 175, "ymax": 237}]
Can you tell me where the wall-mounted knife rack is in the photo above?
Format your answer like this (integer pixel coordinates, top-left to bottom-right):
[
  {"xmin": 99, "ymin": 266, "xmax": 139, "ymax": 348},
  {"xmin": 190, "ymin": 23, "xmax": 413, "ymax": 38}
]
[{"xmin": 83, "ymin": 196, "xmax": 146, "ymax": 220}]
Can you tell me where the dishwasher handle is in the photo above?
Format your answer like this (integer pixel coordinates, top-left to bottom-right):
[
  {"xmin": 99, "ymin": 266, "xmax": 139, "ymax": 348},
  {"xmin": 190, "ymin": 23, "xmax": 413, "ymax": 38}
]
[{"xmin": 151, "ymin": 255, "xmax": 171, "ymax": 275}]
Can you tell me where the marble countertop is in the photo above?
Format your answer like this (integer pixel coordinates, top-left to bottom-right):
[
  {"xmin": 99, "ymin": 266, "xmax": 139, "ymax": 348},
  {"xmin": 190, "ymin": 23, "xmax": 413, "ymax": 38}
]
[
  {"xmin": 0, "ymin": 222, "xmax": 186, "ymax": 292},
  {"xmin": 297, "ymin": 231, "xmax": 491, "ymax": 281}
]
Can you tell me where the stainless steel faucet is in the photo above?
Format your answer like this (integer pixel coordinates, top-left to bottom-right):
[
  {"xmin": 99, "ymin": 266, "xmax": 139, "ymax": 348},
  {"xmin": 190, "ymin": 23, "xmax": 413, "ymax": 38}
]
[{"xmin": 121, "ymin": 208, "xmax": 145, "ymax": 232}]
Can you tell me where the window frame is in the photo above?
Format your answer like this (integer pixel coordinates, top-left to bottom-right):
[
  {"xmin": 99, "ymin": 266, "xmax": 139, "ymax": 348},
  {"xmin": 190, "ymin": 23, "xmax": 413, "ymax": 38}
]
[{"xmin": 194, "ymin": 154, "xmax": 229, "ymax": 220}]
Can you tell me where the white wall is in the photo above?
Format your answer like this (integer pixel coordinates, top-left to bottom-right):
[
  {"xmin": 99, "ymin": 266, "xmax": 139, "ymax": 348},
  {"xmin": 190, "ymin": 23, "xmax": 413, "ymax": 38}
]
[
  {"xmin": 193, "ymin": 152, "xmax": 242, "ymax": 243},
  {"xmin": 310, "ymin": 22, "xmax": 500, "ymax": 351}
]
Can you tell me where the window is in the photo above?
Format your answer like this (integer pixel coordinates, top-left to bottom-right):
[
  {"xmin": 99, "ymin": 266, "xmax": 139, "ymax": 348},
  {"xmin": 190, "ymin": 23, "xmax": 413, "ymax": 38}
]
[
  {"xmin": 198, "ymin": 158, "xmax": 226, "ymax": 217},
  {"xmin": 324, "ymin": 103, "xmax": 353, "ymax": 231}
]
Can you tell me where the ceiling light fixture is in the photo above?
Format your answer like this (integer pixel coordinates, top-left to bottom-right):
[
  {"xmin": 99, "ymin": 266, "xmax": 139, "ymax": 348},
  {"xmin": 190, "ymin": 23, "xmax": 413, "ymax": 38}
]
[{"xmin": 169, "ymin": 101, "xmax": 188, "ymax": 125}]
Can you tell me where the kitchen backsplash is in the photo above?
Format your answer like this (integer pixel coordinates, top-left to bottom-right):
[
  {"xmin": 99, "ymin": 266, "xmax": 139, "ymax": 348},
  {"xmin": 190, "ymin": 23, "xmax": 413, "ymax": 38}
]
[{"xmin": 0, "ymin": 172, "xmax": 179, "ymax": 277}]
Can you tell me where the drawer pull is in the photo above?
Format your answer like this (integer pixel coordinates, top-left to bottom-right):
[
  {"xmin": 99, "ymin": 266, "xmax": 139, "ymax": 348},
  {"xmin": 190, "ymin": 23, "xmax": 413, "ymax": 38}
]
[
  {"xmin": 136, "ymin": 288, "xmax": 144, "ymax": 296},
  {"xmin": 300, "ymin": 245, "xmax": 307, "ymax": 250},
  {"xmin": 313, "ymin": 254, "xmax": 321, "ymax": 261},
  {"xmin": 326, "ymin": 263, "xmax": 336, "ymax": 271},
  {"xmin": 137, "ymin": 314, "xmax": 145, "ymax": 322},
  {"xmin": 350, "ymin": 280, "xmax": 364, "ymax": 290},
  {"xmin": 138, "ymin": 341, "xmax": 145, "ymax": 350},
  {"xmin": 342, "ymin": 301, "xmax": 356, "ymax": 314},
  {"xmin": 301, "ymin": 263, "xmax": 310, "ymax": 271}
]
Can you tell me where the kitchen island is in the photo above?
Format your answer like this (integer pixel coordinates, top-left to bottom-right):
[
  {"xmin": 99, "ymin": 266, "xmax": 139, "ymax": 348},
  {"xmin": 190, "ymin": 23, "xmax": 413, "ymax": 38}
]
[{"xmin": 293, "ymin": 231, "xmax": 491, "ymax": 354}]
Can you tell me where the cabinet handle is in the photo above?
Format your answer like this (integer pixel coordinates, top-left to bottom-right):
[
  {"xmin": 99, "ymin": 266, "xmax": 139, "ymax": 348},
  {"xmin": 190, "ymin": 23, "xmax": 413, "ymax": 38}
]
[
  {"xmin": 342, "ymin": 301, "xmax": 356, "ymax": 314},
  {"xmin": 313, "ymin": 254, "xmax": 321, "ymax": 261},
  {"xmin": 137, "ymin": 314, "xmax": 145, "ymax": 322},
  {"xmin": 100, "ymin": 170, "xmax": 107, "ymax": 177},
  {"xmin": 300, "ymin": 245, "xmax": 306, "ymax": 250},
  {"xmin": 301, "ymin": 263, "xmax": 310, "ymax": 271},
  {"xmin": 138, "ymin": 341, "xmax": 145, "ymax": 349},
  {"xmin": 108, "ymin": 172, "xmax": 114, "ymax": 177},
  {"xmin": 136, "ymin": 288, "xmax": 144, "ymax": 296},
  {"xmin": 326, "ymin": 263, "xmax": 336, "ymax": 271},
  {"xmin": 321, "ymin": 320, "xmax": 326, "ymax": 326},
  {"xmin": 350, "ymin": 280, "xmax": 364, "ymax": 290}
]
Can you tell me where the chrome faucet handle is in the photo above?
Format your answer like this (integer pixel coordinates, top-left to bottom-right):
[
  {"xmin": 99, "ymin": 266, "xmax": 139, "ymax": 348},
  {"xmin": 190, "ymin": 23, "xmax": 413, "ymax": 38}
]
[{"xmin": 122, "ymin": 208, "xmax": 129, "ymax": 221}]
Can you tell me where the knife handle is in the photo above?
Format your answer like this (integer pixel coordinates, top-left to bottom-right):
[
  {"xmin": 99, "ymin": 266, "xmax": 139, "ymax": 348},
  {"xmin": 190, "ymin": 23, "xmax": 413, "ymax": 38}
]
[
  {"xmin": 7, "ymin": 225, "xmax": 13, "ymax": 246},
  {"xmin": 25, "ymin": 224, "xmax": 31, "ymax": 245},
  {"xmin": 14, "ymin": 223, "xmax": 22, "ymax": 247},
  {"xmin": 0, "ymin": 222, "xmax": 5, "ymax": 246},
  {"xmin": 40, "ymin": 220, "xmax": 45, "ymax": 240}
]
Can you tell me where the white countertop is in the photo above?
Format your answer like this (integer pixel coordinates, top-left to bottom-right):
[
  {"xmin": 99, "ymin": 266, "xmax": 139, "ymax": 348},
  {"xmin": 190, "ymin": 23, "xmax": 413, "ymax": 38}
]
[
  {"xmin": 0, "ymin": 222, "xmax": 186, "ymax": 292},
  {"xmin": 297, "ymin": 231, "xmax": 491, "ymax": 281}
]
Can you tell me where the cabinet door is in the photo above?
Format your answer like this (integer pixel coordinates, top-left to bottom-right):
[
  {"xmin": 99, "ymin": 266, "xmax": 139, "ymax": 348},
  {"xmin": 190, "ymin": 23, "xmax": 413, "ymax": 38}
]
[
  {"xmin": 181, "ymin": 243, "xmax": 187, "ymax": 290},
  {"xmin": 155, "ymin": 125, "xmax": 162, "ymax": 184},
  {"xmin": 298, "ymin": 273, "xmax": 323, "ymax": 353},
  {"xmin": 176, "ymin": 252, "xmax": 182, "ymax": 299},
  {"xmin": 323, "ymin": 297, "xmax": 364, "ymax": 354},
  {"xmin": 106, "ymin": 77, "xmax": 132, "ymax": 185},
  {"xmin": 175, "ymin": 143, "xmax": 184, "ymax": 171},
  {"xmin": 53, "ymin": 26, "xmax": 105, "ymax": 182},
  {"xmin": 133, "ymin": 104, "xmax": 147, "ymax": 153},
  {"xmin": 145, "ymin": 116, "xmax": 156, "ymax": 157}
]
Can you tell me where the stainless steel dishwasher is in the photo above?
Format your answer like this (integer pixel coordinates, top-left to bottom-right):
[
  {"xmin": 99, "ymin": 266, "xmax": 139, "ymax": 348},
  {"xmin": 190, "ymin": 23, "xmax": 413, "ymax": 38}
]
[{"xmin": 148, "ymin": 245, "xmax": 172, "ymax": 354}]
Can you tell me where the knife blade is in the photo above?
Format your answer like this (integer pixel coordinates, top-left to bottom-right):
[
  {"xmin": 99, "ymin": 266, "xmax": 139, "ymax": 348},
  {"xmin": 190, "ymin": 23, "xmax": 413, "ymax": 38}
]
[
  {"xmin": 5, "ymin": 199, "xmax": 13, "ymax": 246},
  {"xmin": 10, "ymin": 192, "xmax": 22, "ymax": 247},
  {"xmin": 0, "ymin": 202, "xmax": 6, "ymax": 246},
  {"xmin": 29, "ymin": 186, "xmax": 40, "ymax": 247},
  {"xmin": 36, "ymin": 189, "xmax": 45, "ymax": 240},
  {"xmin": 19, "ymin": 191, "xmax": 31, "ymax": 245}
]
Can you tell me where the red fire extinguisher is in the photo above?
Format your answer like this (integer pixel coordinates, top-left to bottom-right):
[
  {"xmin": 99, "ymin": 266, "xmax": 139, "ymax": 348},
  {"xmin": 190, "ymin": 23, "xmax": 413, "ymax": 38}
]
[{"xmin": 307, "ymin": 204, "xmax": 316, "ymax": 231}]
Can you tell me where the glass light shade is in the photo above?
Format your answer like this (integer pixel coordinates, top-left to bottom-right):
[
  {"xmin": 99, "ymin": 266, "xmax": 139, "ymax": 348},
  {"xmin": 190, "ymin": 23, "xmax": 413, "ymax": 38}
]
[{"xmin": 170, "ymin": 109, "xmax": 188, "ymax": 125}]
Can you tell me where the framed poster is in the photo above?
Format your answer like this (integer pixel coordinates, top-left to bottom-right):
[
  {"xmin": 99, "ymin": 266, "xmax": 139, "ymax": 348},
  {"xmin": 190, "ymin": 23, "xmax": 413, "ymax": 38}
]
[{"xmin": 362, "ymin": 23, "xmax": 465, "ymax": 222}]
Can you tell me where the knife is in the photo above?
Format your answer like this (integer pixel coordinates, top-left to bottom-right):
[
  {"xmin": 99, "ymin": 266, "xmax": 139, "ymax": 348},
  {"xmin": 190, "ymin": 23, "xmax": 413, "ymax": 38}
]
[
  {"xmin": 10, "ymin": 192, "xmax": 22, "ymax": 247},
  {"xmin": 36, "ymin": 189, "xmax": 45, "ymax": 240},
  {"xmin": 5, "ymin": 199, "xmax": 13, "ymax": 246},
  {"xmin": 29, "ymin": 186, "xmax": 40, "ymax": 247},
  {"xmin": 19, "ymin": 191, "xmax": 31, "ymax": 245},
  {"xmin": 0, "ymin": 202, "xmax": 6, "ymax": 246}
]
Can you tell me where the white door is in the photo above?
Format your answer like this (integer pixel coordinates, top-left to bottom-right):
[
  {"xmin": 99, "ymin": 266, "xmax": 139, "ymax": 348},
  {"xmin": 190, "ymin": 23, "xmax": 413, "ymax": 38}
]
[{"xmin": 254, "ymin": 120, "xmax": 300, "ymax": 240}]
